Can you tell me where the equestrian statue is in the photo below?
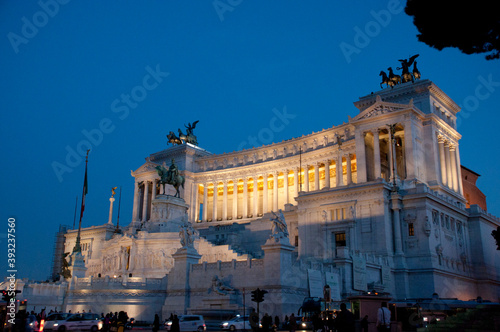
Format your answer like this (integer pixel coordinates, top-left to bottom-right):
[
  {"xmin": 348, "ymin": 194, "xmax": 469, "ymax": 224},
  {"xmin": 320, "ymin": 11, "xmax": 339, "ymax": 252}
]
[{"xmin": 155, "ymin": 159, "xmax": 185, "ymax": 198}]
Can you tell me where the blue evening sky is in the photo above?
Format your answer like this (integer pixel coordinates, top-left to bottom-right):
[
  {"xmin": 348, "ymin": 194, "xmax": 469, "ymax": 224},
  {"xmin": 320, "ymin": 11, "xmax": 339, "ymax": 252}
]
[{"xmin": 1, "ymin": 1, "xmax": 499, "ymax": 281}]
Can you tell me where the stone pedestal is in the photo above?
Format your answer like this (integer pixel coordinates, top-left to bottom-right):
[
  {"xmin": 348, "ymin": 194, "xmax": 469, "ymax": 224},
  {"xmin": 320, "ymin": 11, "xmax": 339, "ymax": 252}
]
[
  {"xmin": 68, "ymin": 251, "xmax": 88, "ymax": 289},
  {"xmin": 163, "ymin": 246, "xmax": 201, "ymax": 316},
  {"xmin": 260, "ymin": 236, "xmax": 296, "ymax": 316},
  {"xmin": 147, "ymin": 195, "xmax": 190, "ymax": 232}
]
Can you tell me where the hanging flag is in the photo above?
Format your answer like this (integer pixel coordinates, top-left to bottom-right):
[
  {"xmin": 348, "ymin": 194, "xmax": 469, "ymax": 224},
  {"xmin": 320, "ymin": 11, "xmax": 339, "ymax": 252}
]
[
  {"xmin": 73, "ymin": 149, "xmax": 90, "ymax": 253},
  {"xmin": 79, "ymin": 150, "xmax": 89, "ymax": 220}
]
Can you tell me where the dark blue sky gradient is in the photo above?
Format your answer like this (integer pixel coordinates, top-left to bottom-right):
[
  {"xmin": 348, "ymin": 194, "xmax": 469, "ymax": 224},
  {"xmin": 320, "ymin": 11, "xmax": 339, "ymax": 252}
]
[{"xmin": 1, "ymin": 1, "xmax": 499, "ymax": 280}]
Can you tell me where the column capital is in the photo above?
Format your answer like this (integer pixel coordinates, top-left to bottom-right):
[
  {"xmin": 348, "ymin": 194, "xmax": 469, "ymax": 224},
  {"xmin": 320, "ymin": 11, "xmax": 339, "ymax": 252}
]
[
  {"xmin": 437, "ymin": 134, "xmax": 446, "ymax": 143},
  {"xmin": 371, "ymin": 128, "xmax": 381, "ymax": 134},
  {"xmin": 448, "ymin": 143, "xmax": 456, "ymax": 151}
]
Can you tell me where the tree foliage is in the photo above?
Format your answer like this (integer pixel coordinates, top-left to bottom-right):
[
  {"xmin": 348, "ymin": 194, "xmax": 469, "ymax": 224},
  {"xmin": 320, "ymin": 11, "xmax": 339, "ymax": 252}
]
[{"xmin": 405, "ymin": 1, "xmax": 500, "ymax": 60}]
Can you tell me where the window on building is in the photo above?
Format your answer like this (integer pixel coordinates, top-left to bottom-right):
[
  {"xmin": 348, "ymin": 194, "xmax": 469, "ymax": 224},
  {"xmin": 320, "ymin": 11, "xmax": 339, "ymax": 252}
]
[
  {"xmin": 335, "ymin": 232, "xmax": 346, "ymax": 247},
  {"xmin": 295, "ymin": 235, "xmax": 299, "ymax": 247},
  {"xmin": 409, "ymin": 223, "xmax": 415, "ymax": 236}
]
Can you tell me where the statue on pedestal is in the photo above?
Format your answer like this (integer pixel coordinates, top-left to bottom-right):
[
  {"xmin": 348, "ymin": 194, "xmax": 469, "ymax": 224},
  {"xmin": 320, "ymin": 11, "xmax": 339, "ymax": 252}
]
[
  {"xmin": 179, "ymin": 221, "xmax": 196, "ymax": 248},
  {"xmin": 155, "ymin": 159, "xmax": 185, "ymax": 198},
  {"xmin": 270, "ymin": 209, "xmax": 289, "ymax": 241}
]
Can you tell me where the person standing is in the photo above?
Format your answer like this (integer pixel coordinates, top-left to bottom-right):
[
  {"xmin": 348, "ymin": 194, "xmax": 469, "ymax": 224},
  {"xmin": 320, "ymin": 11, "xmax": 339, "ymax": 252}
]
[
  {"xmin": 289, "ymin": 314, "xmax": 297, "ymax": 332},
  {"xmin": 376, "ymin": 302, "xmax": 391, "ymax": 332},
  {"xmin": 171, "ymin": 315, "xmax": 180, "ymax": 332},
  {"xmin": 334, "ymin": 303, "xmax": 355, "ymax": 332},
  {"xmin": 360, "ymin": 315, "xmax": 369, "ymax": 332},
  {"xmin": 153, "ymin": 314, "xmax": 160, "ymax": 332}
]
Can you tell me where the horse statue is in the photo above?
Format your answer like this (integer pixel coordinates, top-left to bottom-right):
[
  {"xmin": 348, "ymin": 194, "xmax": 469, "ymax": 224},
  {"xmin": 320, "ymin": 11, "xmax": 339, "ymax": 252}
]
[
  {"xmin": 387, "ymin": 67, "xmax": 401, "ymax": 86},
  {"xmin": 178, "ymin": 128, "xmax": 198, "ymax": 146},
  {"xmin": 379, "ymin": 70, "xmax": 394, "ymax": 89},
  {"xmin": 155, "ymin": 160, "xmax": 185, "ymax": 198},
  {"xmin": 412, "ymin": 61, "xmax": 421, "ymax": 80},
  {"xmin": 167, "ymin": 131, "xmax": 182, "ymax": 145},
  {"xmin": 397, "ymin": 54, "xmax": 419, "ymax": 83}
]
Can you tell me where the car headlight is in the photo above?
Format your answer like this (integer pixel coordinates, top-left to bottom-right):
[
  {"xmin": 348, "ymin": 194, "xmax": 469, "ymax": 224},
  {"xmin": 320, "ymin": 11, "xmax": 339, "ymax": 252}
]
[
  {"xmin": 54, "ymin": 324, "xmax": 59, "ymax": 327},
  {"xmin": 167, "ymin": 322, "xmax": 172, "ymax": 326},
  {"xmin": 302, "ymin": 323, "xmax": 306, "ymax": 327},
  {"xmin": 222, "ymin": 323, "xmax": 228, "ymax": 326}
]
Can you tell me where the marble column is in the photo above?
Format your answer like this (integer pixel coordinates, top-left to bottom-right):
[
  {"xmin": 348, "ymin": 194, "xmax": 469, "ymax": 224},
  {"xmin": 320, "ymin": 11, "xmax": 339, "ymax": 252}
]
[
  {"xmin": 253, "ymin": 177, "xmax": 259, "ymax": 217},
  {"xmin": 202, "ymin": 183, "xmax": 208, "ymax": 222},
  {"xmin": 373, "ymin": 129, "xmax": 381, "ymax": 179},
  {"xmin": 454, "ymin": 146, "xmax": 464, "ymax": 195},
  {"xmin": 243, "ymin": 178, "xmax": 248, "ymax": 218},
  {"xmin": 222, "ymin": 180, "xmax": 228, "ymax": 220},
  {"xmin": 152, "ymin": 179, "xmax": 157, "ymax": 200},
  {"xmin": 294, "ymin": 168, "xmax": 299, "ymax": 195},
  {"xmin": 355, "ymin": 130, "xmax": 367, "ymax": 183},
  {"xmin": 142, "ymin": 181, "xmax": 149, "ymax": 222},
  {"xmin": 336, "ymin": 155, "xmax": 343, "ymax": 186},
  {"xmin": 273, "ymin": 172, "xmax": 279, "ymax": 211},
  {"xmin": 132, "ymin": 181, "xmax": 139, "ymax": 221},
  {"xmin": 346, "ymin": 154, "xmax": 352, "ymax": 185},
  {"xmin": 324, "ymin": 161, "xmax": 330, "ymax": 189},
  {"xmin": 449, "ymin": 145, "xmax": 457, "ymax": 192},
  {"xmin": 314, "ymin": 164, "xmax": 320, "ymax": 191},
  {"xmin": 232, "ymin": 181, "xmax": 238, "ymax": 219},
  {"xmin": 263, "ymin": 175, "xmax": 269, "ymax": 214},
  {"xmin": 438, "ymin": 135, "xmax": 447, "ymax": 187},
  {"xmin": 108, "ymin": 197, "xmax": 115, "ymax": 225},
  {"xmin": 194, "ymin": 184, "xmax": 200, "ymax": 222},
  {"xmin": 212, "ymin": 182, "xmax": 218, "ymax": 221},
  {"xmin": 304, "ymin": 166, "xmax": 309, "ymax": 192},
  {"xmin": 444, "ymin": 141, "xmax": 452, "ymax": 189},
  {"xmin": 283, "ymin": 170, "xmax": 289, "ymax": 205}
]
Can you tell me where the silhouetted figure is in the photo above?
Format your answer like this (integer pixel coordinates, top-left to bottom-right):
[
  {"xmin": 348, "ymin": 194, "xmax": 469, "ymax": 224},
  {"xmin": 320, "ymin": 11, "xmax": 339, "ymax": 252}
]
[
  {"xmin": 360, "ymin": 315, "xmax": 369, "ymax": 332},
  {"xmin": 334, "ymin": 303, "xmax": 354, "ymax": 332},
  {"xmin": 171, "ymin": 315, "xmax": 180, "ymax": 332},
  {"xmin": 153, "ymin": 314, "xmax": 160, "ymax": 332}
]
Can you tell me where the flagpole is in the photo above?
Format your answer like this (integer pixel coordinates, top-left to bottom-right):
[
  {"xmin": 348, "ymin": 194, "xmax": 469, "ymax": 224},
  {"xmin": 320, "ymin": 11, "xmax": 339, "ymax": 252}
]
[
  {"xmin": 73, "ymin": 195, "xmax": 78, "ymax": 230},
  {"xmin": 73, "ymin": 149, "xmax": 90, "ymax": 253}
]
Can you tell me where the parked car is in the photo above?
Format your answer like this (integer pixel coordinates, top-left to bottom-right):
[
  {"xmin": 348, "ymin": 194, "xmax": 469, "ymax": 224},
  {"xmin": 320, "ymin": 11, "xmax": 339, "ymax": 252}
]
[
  {"xmin": 220, "ymin": 316, "xmax": 250, "ymax": 331},
  {"xmin": 165, "ymin": 315, "xmax": 206, "ymax": 332},
  {"xmin": 45, "ymin": 313, "xmax": 103, "ymax": 332},
  {"xmin": 44, "ymin": 313, "xmax": 74, "ymax": 331}
]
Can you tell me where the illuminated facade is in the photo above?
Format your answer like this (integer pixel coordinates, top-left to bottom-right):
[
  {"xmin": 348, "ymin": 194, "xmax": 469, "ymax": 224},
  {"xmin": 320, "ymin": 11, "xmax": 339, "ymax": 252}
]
[{"xmin": 10, "ymin": 79, "xmax": 500, "ymax": 320}]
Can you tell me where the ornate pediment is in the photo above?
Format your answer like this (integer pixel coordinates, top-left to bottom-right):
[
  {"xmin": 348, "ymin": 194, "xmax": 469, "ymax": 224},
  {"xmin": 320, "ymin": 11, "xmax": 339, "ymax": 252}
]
[
  {"xmin": 131, "ymin": 161, "xmax": 160, "ymax": 176},
  {"xmin": 350, "ymin": 96, "xmax": 415, "ymax": 122}
]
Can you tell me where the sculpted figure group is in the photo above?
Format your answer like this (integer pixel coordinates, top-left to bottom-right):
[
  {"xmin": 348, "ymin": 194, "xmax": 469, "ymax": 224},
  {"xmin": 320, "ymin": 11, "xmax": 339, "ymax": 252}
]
[
  {"xmin": 167, "ymin": 120, "xmax": 199, "ymax": 146},
  {"xmin": 379, "ymin": 54, "xmax": 421, "ymax": 89}
]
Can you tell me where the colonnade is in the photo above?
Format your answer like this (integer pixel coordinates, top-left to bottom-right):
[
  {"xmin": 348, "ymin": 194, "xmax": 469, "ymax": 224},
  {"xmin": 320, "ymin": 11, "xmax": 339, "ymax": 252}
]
[
  {"xmin": 193, "ymin": 155, "xmax": 357, "ymax": 222},
  {"xmin": 132, "ymin": 179, "xmax": 162, "ymax": 222},
  {"xmin": 437, "ymin": 134, "xmax": 462, "ymax": 194}
]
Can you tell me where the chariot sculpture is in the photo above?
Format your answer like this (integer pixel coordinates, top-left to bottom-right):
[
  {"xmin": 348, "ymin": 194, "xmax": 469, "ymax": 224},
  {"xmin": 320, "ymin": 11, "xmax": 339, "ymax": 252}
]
[
  {"xmin": 379, "ymin": 54, "xmax": 421, "ymax": 89},
  {"xmin": 167, "ymin": 120, "xmax": 199, "ymax": 146}
]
